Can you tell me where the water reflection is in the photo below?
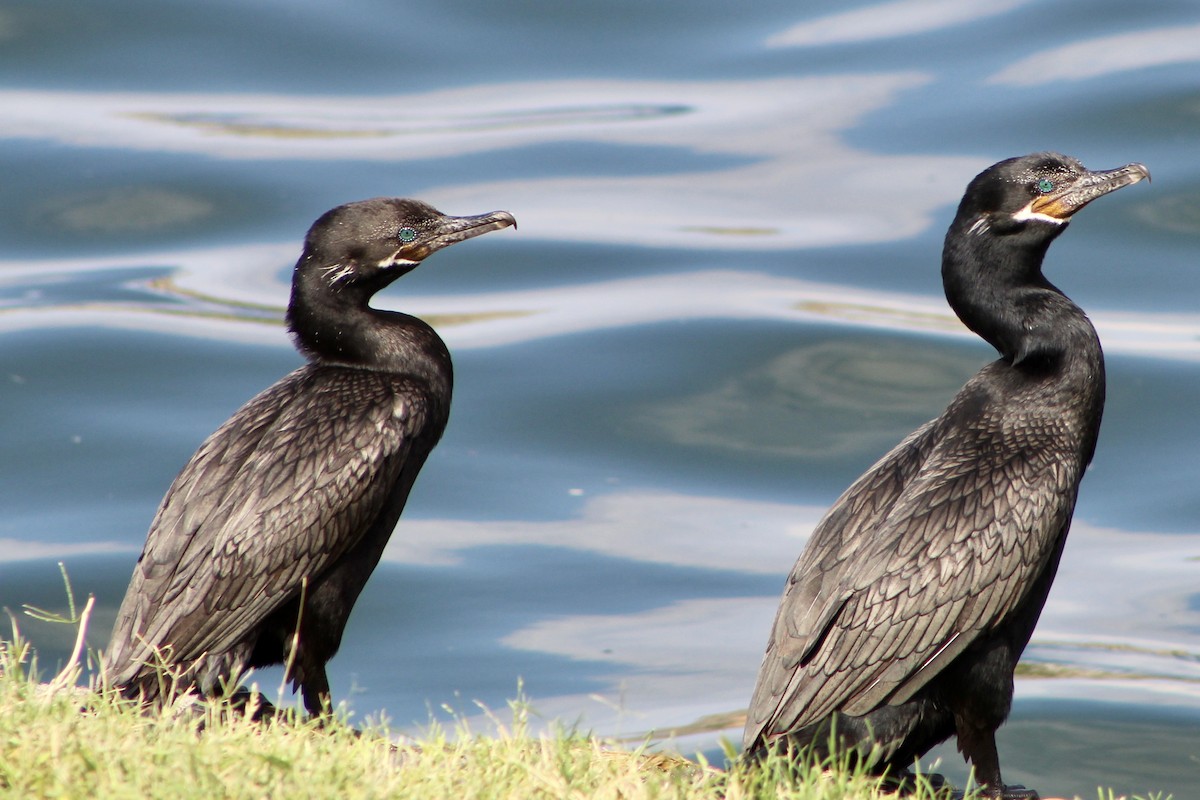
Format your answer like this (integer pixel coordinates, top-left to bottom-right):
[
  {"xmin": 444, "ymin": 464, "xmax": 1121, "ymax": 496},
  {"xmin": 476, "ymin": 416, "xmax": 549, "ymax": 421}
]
[
  {"xmin": 1135, "ymin": 192, "xmax": 1200, "ymax": 236},
  {"xmin": 370, "ymin": 489, "xmax": 1200, "ymax": 744},
  {"xmin": 0, "ymin": 75, "xmax": 983, "ymax": 251},
  {"xmin": 989, "ymin": 22, "xmax": 1200, "ymax": 85},
  {"xmin": 766, "ymin": 0, "xmax": 1037, "ymax": 48},
  {"xmin": 382, "ymin": 490, "xmax": 815, "ymax": 575},
  {"xmin": 635, "ymin": 339, "xmax": 983, "ymax": 458},
  {"xmin": 36, "ymin": 187, "xmax": 216, "ymax": 234},
  {"xmin": 6, "ymin": 251, "xmax": 1200, "ymax": 364},
  {"xmin": 0, "ymin": 537, "xmax": 127, "ymax": 564}
]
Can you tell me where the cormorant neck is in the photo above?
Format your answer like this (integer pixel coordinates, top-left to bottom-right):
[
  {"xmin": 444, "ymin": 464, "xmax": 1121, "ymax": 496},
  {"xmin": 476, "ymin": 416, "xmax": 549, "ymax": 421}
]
[
  {"xmin": 285, "ymin": 265, "xmax": 452, "ymax": 390},
  {"xmin": 941, "ymin": 220, "xmax": 1095, "ymax": 368}
]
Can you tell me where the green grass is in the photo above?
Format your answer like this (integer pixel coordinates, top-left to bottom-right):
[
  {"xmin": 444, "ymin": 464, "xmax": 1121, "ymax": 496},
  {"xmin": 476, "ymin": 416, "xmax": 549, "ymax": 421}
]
[
  {"xmin": 0, "ymin": 578, "xmax": 963, "ymax": 800},
  {"xmin": 0, "ymin": 651, "xmax": 952, "ymax": 800},
  {"xmin": 0, "ymin": 570, "xmax": 1168, "ymax": 800}
]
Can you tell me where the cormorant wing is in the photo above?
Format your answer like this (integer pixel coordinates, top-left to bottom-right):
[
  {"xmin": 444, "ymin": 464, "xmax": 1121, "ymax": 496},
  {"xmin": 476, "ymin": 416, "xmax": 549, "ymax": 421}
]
[
  {"xmin": 106, "ymin": 365, "xmax": 431, "ymax": 683},
  {"xmin": 745, "ymin": 388, "xmax": 1079, "ymax": 749}
]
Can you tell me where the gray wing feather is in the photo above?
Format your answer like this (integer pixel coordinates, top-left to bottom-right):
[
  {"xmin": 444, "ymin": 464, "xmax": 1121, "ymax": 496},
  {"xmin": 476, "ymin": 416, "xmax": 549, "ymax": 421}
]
[
  {"xmin": 106, "ymin": 365, "xmax": 426, "ymax": 685},
  {"xmin": 745, "ymin": 395, "xmax": 1079, "ymax": 750}
]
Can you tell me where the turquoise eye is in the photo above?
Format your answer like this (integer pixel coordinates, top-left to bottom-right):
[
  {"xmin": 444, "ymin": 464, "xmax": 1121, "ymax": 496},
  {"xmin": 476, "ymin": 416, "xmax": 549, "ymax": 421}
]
[
  {"xmin": 1037, "ymin": 179, "xmax": 1054, "ymax": 193},
  {"xmin": 398, "ymin": 227, "xmax": 418, "ymax": 243}
]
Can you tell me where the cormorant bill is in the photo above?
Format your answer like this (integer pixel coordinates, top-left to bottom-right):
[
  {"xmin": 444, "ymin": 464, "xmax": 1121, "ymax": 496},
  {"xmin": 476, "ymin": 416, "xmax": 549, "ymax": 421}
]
[
  {"xmin": 104, "ymin": 198, "xmax": 516, "ymax": 715},
  {"xmin": 743, "ymin": 154, "xmax": 1148, "ymax": 799}
]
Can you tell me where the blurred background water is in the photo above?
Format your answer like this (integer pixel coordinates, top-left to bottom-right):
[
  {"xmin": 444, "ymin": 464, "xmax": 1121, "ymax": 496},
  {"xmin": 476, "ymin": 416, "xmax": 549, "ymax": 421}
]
[{"xmin": 2, "ymin": 0, "xmax": 1199, "ymax": 796}]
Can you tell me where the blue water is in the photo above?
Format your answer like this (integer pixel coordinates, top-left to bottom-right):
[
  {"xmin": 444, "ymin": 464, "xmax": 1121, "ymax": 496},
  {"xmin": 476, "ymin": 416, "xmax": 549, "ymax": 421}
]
[{"xmin": 2, "ymin": 1, "xmax": 1199, "ymax": 797}]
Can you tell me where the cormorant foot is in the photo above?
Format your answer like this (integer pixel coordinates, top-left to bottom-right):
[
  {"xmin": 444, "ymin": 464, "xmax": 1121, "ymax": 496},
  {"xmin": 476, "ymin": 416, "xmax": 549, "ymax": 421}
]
[
  {"xmin": 982, "ymin": 785, "xmax": 1039, "ymax": 800},
  {"xmin": 882, "ymin": 770, "xmax": 956, "ymax": 796},
  {"xmin": 884, "ymin": 772, "xmax": 1040, "ymax": 800}
]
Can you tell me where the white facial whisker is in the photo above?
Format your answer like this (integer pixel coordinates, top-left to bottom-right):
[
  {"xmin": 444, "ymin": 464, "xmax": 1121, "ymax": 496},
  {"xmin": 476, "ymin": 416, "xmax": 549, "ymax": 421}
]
[{"xmin": 321, "ymin": 262, "xmax": 355, "ymax": 285}]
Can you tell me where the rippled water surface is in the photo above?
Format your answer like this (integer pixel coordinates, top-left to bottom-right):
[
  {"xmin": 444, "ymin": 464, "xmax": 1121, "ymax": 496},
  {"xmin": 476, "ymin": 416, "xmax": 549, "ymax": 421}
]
[{"xmin": 2, "ymin": 1, "xmax": 1199, "ymax": 797}]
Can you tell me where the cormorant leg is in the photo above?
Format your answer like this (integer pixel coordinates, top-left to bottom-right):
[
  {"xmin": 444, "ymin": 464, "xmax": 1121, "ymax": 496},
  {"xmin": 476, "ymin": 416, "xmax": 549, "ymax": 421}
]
[
  {"xmin": 958, "ymin": 726, "xmax": 1039, "ymax": 799},
  {"xmin": 301, "ymin": 668, "xmax": 332, "ymax": 716}
]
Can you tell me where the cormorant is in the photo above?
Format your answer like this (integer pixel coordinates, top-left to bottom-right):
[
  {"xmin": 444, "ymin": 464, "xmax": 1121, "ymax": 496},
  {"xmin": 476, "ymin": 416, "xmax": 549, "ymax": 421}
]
[
  {"xmin": 104, "ymin": 198, "xmax": 516, "ymax": 714},
  {"xmin": 743, "ymin": 154, "xmax": 1148, "ymax": 798}
]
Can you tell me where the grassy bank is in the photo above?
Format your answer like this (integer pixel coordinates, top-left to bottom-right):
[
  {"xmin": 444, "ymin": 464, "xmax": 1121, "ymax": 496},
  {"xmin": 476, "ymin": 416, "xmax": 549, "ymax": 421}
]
[
  {"xmin": 0, "ymin": 602, "xmax": 959, "ymax": 800},
  {"xmin": 0, "ymin": 578, "xmax": 1157, "ymax": 800},
  {"xmin": 0, "ymin": 667, "xmax": 948, "ymax": 799}
]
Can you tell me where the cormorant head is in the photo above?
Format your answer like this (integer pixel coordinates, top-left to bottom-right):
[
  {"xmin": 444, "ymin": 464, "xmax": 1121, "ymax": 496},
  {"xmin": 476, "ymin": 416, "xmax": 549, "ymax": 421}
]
[
  {"xmin": 287, "ymin": 198, "xmax": 515, "ymax": 365},
  {"xmin": 953, "ymin": 153, "xmax": 1149, "ymax": 240},
  {"xmin": 298, "ymin": 197, "xmax": 517, "ymax": 293},
  {"xmin": 943, "ymin": 153, "xmax": 1148, "ymax": 365}
]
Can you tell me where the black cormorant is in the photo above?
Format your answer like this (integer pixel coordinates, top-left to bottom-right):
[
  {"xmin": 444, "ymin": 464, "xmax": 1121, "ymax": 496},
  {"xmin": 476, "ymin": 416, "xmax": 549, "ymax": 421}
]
[
  {"xmin": 743, "ymin": 154, "xmax": 1148, "ymax": 798},
  {"xmin": 104, "ymin": 198, "xmax": 516, "ymax": 714}
]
